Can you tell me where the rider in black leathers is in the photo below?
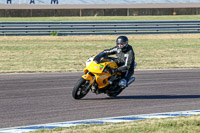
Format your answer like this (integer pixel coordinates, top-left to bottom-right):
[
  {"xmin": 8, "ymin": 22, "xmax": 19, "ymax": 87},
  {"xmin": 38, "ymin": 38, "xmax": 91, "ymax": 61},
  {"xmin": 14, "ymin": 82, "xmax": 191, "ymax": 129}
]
[{"xmin": 103, "ymin": 36, "xmax": 135, "ymax": 89}]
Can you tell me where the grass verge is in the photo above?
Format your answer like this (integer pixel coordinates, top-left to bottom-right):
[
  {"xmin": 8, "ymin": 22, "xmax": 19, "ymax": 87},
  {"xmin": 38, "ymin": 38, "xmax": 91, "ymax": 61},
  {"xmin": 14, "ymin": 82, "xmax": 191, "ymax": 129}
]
[
  {"xmin": 0, "ymin": 34, "xmax": 200, "ymax": 73},
  {"xmin": 0, "ymin": 15, "xmax": 200, "ymax": 21},
  {"xmin": 31, "ymin": 114, "xmax": 200, "ymax": 133}
]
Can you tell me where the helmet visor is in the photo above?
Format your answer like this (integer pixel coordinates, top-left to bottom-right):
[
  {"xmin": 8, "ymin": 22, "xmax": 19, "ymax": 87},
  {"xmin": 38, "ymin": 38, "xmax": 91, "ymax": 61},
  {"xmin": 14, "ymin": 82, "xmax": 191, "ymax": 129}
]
[{"xmin": 117, "ymin": 43, "xmax": 124, "ymax": 48}]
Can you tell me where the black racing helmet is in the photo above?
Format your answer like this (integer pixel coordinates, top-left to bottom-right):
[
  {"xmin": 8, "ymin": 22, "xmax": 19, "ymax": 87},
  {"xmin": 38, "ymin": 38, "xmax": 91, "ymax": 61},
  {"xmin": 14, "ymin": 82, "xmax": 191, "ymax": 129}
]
[{"xmin": 116, "ymin": 36, "xmax": 128, "ymax": 50}]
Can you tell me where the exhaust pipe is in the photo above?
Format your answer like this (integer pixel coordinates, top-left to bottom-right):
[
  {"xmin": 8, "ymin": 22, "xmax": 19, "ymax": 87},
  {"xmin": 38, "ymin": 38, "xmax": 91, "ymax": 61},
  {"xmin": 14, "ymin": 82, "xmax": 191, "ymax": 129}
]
[{"xmin": 128, "ymin": 77, "xmax": 135, "ymax": 86}]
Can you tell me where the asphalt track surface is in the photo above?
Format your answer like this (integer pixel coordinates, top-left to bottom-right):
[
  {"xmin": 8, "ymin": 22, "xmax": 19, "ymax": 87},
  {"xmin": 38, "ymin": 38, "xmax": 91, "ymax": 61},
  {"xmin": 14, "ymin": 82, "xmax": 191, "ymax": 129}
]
[{"xmin": 0, "ymin": 69, "xmax": 200, "ymax": 129}]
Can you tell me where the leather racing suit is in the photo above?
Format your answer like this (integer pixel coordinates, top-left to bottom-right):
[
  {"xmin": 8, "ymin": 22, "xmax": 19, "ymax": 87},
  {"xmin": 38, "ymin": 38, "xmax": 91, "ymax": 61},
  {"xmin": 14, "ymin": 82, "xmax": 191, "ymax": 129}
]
[{"xmin": 103, "ymin": 44, "xmax": 135, "ymax": 87}]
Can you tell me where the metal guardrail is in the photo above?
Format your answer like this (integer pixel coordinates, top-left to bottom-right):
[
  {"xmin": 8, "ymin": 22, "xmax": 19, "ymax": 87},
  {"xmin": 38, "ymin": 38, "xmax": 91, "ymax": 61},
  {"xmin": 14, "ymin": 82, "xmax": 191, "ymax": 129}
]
[{"xmin": 0, "ymin": 20, "xmax": 200, "ymax": 36}]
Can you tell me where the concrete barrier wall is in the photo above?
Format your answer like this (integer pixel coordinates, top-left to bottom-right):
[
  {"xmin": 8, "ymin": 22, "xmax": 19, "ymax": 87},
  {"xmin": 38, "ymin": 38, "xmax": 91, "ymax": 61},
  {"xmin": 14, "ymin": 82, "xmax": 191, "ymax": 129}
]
[
  {"xmin": 1, "ymin": 0, "xmax": 200, "ymax": 4},
  {"xmin": 1, "ymin": 8, "xmax": 200, "ymax": 17}
]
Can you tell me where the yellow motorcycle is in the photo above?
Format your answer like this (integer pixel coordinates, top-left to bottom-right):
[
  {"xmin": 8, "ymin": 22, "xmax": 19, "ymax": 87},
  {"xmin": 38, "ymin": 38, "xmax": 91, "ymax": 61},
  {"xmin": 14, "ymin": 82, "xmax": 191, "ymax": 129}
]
[{"xmin": 72, "ymin": 52, "xmax": 136, "ymax": 100}]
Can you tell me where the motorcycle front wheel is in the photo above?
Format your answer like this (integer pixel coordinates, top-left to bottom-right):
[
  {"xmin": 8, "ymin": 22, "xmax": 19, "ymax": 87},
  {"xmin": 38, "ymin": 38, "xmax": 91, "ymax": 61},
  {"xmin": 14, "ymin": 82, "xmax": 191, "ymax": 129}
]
[{"xmin": 72, "ymin": 77, "xmax": 90, "ymax": 100}]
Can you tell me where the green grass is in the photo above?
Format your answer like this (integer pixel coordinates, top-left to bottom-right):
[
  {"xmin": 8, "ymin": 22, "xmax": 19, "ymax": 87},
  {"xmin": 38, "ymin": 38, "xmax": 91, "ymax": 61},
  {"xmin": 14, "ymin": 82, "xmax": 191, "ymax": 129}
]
[
  {"xmin": 0, "ymin": 34, "xmax": 200, "ymax": 73},
  {"xmin": 31, "ymin": 114, "xmax": 200, "ymax": 133},
  {"xmin": 1, "ymin": 15, "xmax": 200, "ymax": 21}
]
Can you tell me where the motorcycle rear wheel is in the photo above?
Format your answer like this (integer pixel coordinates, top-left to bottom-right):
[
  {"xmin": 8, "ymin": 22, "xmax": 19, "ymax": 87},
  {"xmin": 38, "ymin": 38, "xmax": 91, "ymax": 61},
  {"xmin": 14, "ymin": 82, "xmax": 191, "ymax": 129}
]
[
  {"xmin": 107, "ymin": 88, "xmax": 123, "ymax": 98},
  {"xmin": 72, "ymin": 77, "xmax": 90, "ymax": 100}
]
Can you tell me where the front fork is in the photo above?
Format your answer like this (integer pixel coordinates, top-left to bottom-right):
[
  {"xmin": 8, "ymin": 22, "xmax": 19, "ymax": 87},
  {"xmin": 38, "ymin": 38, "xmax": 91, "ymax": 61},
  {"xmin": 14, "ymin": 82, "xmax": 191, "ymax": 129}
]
[
  {"xmin": 82, "ymin": 73, "xmax": 95, "ymax": 93},
  {"xmin": 82, "ymin": 81, "xmax": 91, "ymax": 94}
]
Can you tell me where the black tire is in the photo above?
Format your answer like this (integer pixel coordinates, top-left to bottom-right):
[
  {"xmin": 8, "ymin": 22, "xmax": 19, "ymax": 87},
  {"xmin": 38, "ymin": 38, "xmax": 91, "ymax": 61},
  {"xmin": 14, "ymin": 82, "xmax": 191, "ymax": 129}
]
[
  {"xmin": 107, "ymin": 88, "xmax": 123, "ymax": 98},
  {"xmin": 72, "ymin": 77, "xmax": 90, "ymax": 100}
]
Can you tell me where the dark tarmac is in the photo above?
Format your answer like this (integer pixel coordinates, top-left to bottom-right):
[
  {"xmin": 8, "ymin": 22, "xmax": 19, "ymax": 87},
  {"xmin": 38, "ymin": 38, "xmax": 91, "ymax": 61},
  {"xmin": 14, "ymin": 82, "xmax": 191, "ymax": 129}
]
[{"xmin": 0, "ymin": 69, "xmax": 200, "ymax": 128}]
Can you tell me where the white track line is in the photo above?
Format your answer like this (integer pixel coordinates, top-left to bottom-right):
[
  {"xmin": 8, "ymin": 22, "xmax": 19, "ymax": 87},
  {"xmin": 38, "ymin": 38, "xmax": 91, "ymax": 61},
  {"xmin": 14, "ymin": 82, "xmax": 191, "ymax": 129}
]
[{"xmin": 1, "ymin": 110, "xmax": 200, "ymax": 133}]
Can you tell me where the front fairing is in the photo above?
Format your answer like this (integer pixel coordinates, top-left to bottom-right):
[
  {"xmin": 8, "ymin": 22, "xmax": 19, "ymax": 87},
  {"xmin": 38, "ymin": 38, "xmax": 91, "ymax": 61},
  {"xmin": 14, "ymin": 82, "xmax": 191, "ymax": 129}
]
[
  {"xmin": 82, "ymin": 54, "xmax": 120, "ymax": 89},
  {"xmin": 88, "ymin": 61, "xmax": 105, "ymax": 74},
  {"xmin": 95, "ymin": 72, "xmax": 111, "ymax": 88},
  {"xmin": 82, "ymin": 74, "xmax": 95, "ymax": 85}
]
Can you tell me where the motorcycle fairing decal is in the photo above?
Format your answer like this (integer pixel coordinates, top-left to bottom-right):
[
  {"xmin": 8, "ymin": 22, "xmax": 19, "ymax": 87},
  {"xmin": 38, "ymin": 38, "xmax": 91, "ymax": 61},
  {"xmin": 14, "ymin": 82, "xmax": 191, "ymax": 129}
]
[
  {"xmin": 99, "ymin": 75, "xmax": 109, "ymax": 79},
  {"xmin": 95, "ymin": 73, "xmax": 111, "ymax": 88},
  {"xmin": 88, "ymin": 62, "xmax": 106, "ymax": 73},
  {"xmin": 82, "ymin": 74, "xmax": 95, "ymax": 85},
  {"xmin": 82, "ymin": 74, "xmax": 92, "ymax": 81},
  {"xmin": 99, "ymin": 64, "xmax": 104, "ymax": 68},
  {"xmin": 99, "ymin": 64, "xmax": 104, "ymax": 70}
]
